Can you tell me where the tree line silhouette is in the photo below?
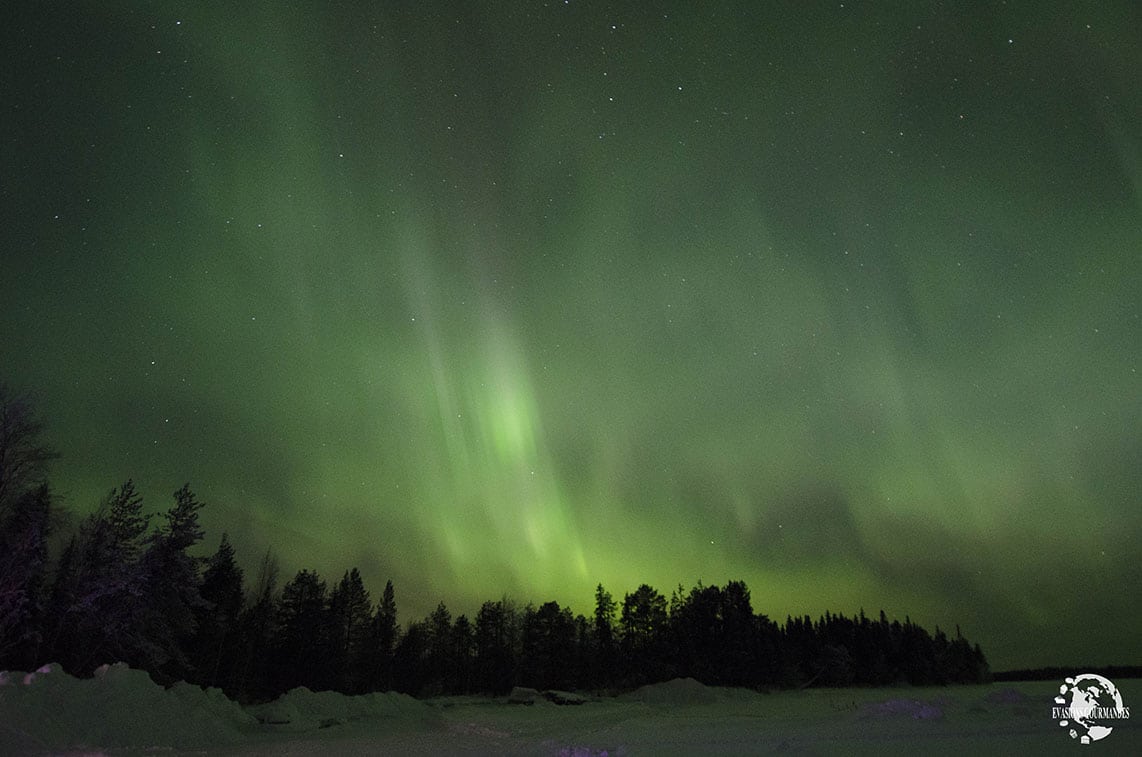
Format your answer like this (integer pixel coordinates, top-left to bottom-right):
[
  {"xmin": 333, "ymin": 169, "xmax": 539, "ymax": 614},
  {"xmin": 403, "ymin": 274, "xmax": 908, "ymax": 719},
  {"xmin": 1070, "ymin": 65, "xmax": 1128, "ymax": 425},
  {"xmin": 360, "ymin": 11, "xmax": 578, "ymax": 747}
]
[{"xmin": 0, "ymin": 384, "xmax": 989, "ymax": 702}]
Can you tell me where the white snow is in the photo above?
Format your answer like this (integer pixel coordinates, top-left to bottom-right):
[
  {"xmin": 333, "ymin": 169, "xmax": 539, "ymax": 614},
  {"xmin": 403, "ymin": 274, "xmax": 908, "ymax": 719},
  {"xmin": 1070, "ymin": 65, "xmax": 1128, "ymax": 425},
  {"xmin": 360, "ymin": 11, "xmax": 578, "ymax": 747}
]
[
  {"xmin": 2, "ymin": 664, "xmax": 1139, "ymax": 755},
  {"xmin": 0, "ymin": 662, "xmax": 256, "ymax": 753},
  {"xmin": 507, "ymin": 686, "xmax": 544, "ymax": 705},
  {"xmin": 245, "ymin": 685, "xmax": 433, "ymax": 732}
]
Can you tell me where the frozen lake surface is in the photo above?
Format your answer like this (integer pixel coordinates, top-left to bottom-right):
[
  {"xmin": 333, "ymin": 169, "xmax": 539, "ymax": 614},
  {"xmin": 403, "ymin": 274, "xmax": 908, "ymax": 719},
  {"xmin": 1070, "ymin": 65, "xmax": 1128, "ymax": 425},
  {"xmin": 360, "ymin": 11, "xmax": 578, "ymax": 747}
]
[{"xmin": 2, "ymin": 664, "xmax": 1138, "ymax": 755}]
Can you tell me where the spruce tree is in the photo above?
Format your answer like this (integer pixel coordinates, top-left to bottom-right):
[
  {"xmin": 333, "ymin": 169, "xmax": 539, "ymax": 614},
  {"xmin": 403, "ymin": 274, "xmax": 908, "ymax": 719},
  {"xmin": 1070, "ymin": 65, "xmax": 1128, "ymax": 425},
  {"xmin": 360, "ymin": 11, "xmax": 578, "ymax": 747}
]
[
  {"xmin": 366, "ymin": 579, "xmax": 398, "ymax": 692},
  {"xmin": 134, "ymin": 484, "xmax": 208, "ymax": 683},
  {"xmin": 46, "ymin": 481, "xmax": 151, "ymax": 673},
  {"xmin": 327, "ymin": 568, "xmax": 372, "ymax": 693},
  {"xmin": 193, "ymin": 533, "xmax": 245, "ymax": 689},
  {"xmin": 274, "ymin": 569, "xmax": 329, "ymax": 692},
  {"xmin": 234, "ymin": 549, "xmax": 279, "ymax": 701},
  {"xmin": 0, "ymin": 484, "xmax": 53, "ymax": 668}
]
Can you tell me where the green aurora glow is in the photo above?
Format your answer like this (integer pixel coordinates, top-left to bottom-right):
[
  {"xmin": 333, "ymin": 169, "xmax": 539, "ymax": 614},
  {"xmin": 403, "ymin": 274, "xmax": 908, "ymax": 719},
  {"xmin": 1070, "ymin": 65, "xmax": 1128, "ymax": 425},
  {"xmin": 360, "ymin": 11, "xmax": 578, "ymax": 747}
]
[{"xmin": 2, "ymin": 1, "xmax": 1139, "ymax": 670}]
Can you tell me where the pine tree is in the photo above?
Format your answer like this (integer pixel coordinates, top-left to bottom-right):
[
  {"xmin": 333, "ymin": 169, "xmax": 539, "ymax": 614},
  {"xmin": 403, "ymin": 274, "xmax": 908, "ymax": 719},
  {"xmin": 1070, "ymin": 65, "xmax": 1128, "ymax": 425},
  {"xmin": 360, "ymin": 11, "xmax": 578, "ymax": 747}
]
[
  {"xmin": 592, "ymin": 583, "xmax": 617, "ymax": 686},
  {"xmin": 193, "ymin": 533, "xmax": 245, "ymax": 689},
  {"xmin": 134, "ymin": 484, "xmax": 208, "ymax": 683},
  {"xmin": 234, "ymin": 549, "xmax": 279, "ymax": 701},
  {"xmin": 366, "ymin": 579, "xmax": 398, "ymax": 692},
  {"xmin": 520, "ymin": 600, "xmax": 576, "ymax": 690},
  {"xmin": 274, "ymin": 569, "xmax": 329, "ymax": 692},
  {"xmin": 452, "ymin": 614, "xmax": 475, "ymax": 694},
  {"xmin": 720, "ymin": 580, "xmax": 756, "ymax": 686},
  {"xmin": 327, "ymin": 568, "xmax": 372, "ymax": 693},
  {"xmin": 104, "ymin": 479, "xmax": 150, "ymax": 560},
  {"xmin": 619, "ymin": 584, "xmax": 670, "ymax": 684},
  {"xmin": 474, "ymin": 599, "xmax": 516, "ymax": 695},
  {"xmin": 45, "ymin": 481, "xmax": 152, "ymax": 673},
  {"xmin": 393, "ymin": 620, "xmax": 428, "ymax": 696},
  {"xmin": 425, "ymin": 601, "xmax": 453, "ymax": 695},
  {"xmin": 0, "ymin": 387, "xmax": 59, "ymax": 669},
  {"xmin": 671, "ymin": 583, "xmax": 722, "ymax": 683},
  {"xmin": 0, "ymin": 484, "xmax": 53, "ymax": 668}
]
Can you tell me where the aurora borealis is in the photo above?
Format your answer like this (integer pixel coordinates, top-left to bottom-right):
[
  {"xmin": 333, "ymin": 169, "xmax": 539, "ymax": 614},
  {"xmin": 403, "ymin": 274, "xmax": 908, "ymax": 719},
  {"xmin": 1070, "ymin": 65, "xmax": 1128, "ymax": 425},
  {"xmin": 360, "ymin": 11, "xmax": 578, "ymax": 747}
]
[{"xmin": 2, "ymin": 1, "xmax": 1139, "ymax": 670}]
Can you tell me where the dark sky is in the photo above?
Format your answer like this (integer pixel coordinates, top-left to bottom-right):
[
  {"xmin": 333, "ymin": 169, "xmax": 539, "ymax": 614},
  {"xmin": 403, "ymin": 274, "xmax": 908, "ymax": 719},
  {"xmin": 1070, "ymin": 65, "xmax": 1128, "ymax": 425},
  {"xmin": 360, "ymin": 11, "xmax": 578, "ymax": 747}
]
[{"xmin": 2, "ymin": 1, "xmax": 1139, "ymax": 670}]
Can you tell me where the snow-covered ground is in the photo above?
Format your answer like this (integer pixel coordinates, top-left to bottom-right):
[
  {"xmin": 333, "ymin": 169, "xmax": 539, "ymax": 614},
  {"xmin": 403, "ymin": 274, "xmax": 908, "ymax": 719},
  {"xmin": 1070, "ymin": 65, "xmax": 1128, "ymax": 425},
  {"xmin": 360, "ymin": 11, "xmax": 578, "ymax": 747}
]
[{"xmin": 2, "ymin": 664, "xmax": 1138, "ymax": 755}]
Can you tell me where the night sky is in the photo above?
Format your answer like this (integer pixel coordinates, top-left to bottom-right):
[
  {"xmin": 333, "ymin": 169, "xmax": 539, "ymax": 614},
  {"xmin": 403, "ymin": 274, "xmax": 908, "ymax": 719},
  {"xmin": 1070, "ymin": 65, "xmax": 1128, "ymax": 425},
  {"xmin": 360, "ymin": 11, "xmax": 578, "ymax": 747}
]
[{"xmin": 2, "ymin": 1, "xmax": 1139, "ymax": 671}]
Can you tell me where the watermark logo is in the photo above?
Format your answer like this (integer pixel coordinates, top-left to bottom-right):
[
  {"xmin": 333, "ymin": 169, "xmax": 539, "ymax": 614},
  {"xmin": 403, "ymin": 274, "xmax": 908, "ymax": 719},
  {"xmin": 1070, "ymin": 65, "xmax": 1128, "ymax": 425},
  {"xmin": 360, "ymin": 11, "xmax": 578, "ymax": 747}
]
[{"xmin": 1052, "ymin": 673, "xmax": 1130, "ymax": 744}]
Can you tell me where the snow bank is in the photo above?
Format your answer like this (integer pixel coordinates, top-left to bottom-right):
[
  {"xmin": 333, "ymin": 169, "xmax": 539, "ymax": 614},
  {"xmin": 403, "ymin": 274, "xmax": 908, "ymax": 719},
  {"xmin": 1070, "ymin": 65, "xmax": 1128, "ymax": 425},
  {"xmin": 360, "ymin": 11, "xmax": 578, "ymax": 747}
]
[
  {"xmin": 984, "ymin": 686, "xmax": 1030, "ymax": 705},
  {"xmin": 507, "ymin": 685, "xmax": 545, "ymax": 705},
  {"xmin": 505, "ymin": 687, "xmax": 587, "ymax": 706},
  {"xmin": 0, "ymin": 662, "xmax": 256, "ymax": 753},
  {"xmin": 619, "ymin": 677, "xmax": 719, "ymax": 706},
  {"xmin": 4, "ymin": 670, "xmax": 1129, "ymax": 754},
  {"xmin": 860, "ymin": 697, "xmax": 947, "ymax": 720},
  {"xmin": 0, "ymin": 663, "xmax": 438, "ymax": 752},
  {"xmin": 246, "ymin": 686, "xmax": 434, "ymax": 732}
]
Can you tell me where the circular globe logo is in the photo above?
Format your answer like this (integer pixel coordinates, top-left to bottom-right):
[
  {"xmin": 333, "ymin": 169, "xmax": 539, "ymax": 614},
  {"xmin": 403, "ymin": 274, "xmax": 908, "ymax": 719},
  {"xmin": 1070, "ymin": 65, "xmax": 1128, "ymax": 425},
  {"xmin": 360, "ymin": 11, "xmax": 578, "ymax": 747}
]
[{"xmin": 1053, "ymin": 673, "xmax": 1131, "ymax": 744}]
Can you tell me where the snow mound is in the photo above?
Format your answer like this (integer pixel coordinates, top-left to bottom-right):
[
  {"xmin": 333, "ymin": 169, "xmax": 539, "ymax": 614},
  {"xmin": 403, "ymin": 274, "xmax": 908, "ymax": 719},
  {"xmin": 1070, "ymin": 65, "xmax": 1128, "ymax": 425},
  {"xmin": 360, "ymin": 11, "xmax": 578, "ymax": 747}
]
[
  {"xmin": 860, "ymin": 698, "xmax": 945, "ymax": 720},
  {"xmin": 620, "ymin": 677, "xmax": 719, "ymax": 706},
  {"xmin": 505, "ymin": 686, "xmax": 587, "ymax": 705},
  {"xmin": 247, "ymin": 686, "xmax": 433, "ymax": 731},
  {"xmin": 0, "ymin": 662, "xmax": 256, "ymax": 753},
  {"xmin": 543, "ymin": 689, "xmax": 588, "ymax": 705},
  {"xmin": 508, "ymin": 686, "xmax": 544, "ymax": 705},
  {"xmin": 984, "ymin": 687, "xmax": 1030, "ymax": 705}
]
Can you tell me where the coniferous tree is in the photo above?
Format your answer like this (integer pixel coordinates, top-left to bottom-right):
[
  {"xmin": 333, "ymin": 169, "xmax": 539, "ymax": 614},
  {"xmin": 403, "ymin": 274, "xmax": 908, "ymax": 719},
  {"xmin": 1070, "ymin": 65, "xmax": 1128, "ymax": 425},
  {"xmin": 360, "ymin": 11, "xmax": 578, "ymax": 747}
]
[
  {"xmin": 0, "ymin": 483, "xmax": 53, "ymax": 668},
  {"xmin": 0, "ymin": 388, "xmax": 59, "ymax": 670},
  {"xmin": 274, "ymin": 569, "xmax": 330, "ymax": 692},
  {"xmin": 393, "ymin": 620, "xmax": 428, "ymax": 695},
  {"xmin": 365, "ymin": 579, "xmax": 398, "ymax": 692},
  {"xmin": 104, "ymin": 479, "xmax": 150, "ymax": 560},
  {"xmin": 43, "ymin": 533, "xmax": 78, "ymax": 660},
  {"xmin": 193, "ymin": 533, "xmax": 245, "ymax": 690},
  {"xmin": 571, "ymin": 613, "xmax": 592, "ymax": 690},
  {"xmin": 592, "ymin": 584, "xmax": 617, "ymax": 688},
  {"xmin": 45, "ymin": 481, "xmax": 151, "ymax": 673},
  {"xmin": 900, "ymin": 616, "xmax": 935, "ymax": 685},
  {"xmin": 424, "ymin": 601, "xmax": 453, "ymax": 695},
  {"xmin": 620, "ymin": 584, "xmax": 670, "ymax": 685},
  {"xmin": 753, "ymin": 613, "xmax": 783, "ymax": 686},
  {"xmin": 327, "ymin": 568, "xmax": 372, "ymax": 693},
  {"xmin": 452, "ymin": 614, "xmax": 475, "ymax": 694},
  {"xmin": 971, "ymin": 642, "xmax": 991, "ymax": 683},
  {"xmin": 671, "ymin": 582, "xmax": 721, "ymax": 683},
  {"xmin": 866, "ymin": 609, "xmax": 896, "ymax": 684},
  {"xmin": 134, "ymin": 484, "xmax": 208, "ymax": 683},
  {"xmin": 719, "ymin": 581, "xmax": 755, "ymax": 684},
  {"xmin": 233, "ymin": 549, "xmax": 279, "ymax": 702},
  {"xmin": 520, "ymin": 600, "xmax": 576, "ymax": 690},
  {"xmin": 474, "ymin": 599, "xmax": 516, "ymax": 695}
]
